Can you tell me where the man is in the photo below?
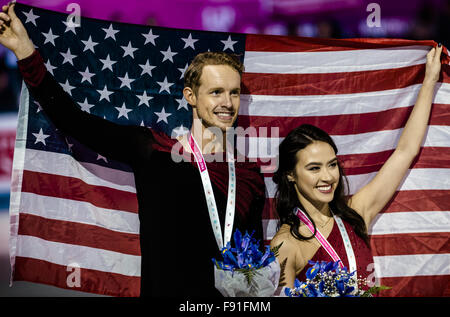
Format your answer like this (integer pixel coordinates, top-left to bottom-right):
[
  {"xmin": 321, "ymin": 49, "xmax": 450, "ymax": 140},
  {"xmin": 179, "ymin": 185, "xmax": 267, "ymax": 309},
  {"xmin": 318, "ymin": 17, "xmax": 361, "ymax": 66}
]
[{"xmin": 0, "ymin": 3, "xmax": 266, "ymax": 297}]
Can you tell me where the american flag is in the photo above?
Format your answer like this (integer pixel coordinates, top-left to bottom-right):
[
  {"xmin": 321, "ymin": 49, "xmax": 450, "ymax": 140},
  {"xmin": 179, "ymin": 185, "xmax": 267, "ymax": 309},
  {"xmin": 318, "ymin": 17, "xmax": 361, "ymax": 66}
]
[{"xmin": 9, "ymin": 3, "xmax": 450, "ymax": 297}]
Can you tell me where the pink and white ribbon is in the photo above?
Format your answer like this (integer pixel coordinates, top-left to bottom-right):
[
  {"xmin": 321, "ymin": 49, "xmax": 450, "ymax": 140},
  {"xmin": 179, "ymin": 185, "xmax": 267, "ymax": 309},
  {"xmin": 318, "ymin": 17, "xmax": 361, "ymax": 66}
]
[
  {"xmin": 294, "ymin": 207, "xmax": 344, "ymax": 269},
  {"xmin": 189, "ymin": 133, "xmax": 236, "ymax": 250}
]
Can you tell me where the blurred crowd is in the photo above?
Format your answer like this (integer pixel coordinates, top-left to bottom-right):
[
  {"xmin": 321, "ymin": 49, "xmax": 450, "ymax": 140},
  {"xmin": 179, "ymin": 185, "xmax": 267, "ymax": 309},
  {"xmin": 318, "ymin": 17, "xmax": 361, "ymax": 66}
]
[
  {"xmin": 0, "ymin": 46, "xmax": 21, "ymax": 113},
  {"xmin": 237, "ymin": 1, "xmax": 450, "ymax": 44},
  {"xmin": 0, "ymin": 0, "xmax": 448, "ymax": 114}
]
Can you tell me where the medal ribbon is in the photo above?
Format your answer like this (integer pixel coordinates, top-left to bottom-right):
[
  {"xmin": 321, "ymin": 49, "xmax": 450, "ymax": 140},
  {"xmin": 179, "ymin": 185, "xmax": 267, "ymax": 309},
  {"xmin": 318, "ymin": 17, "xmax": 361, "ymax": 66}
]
[
  {"xmin": 333, "ymin": 215, "xmax": 358, "ymax": 279},
  {"xmin": 293, "ymin": 207, "xmax": 359, "ymax": 282},
  {"xmin": 189, "ymin": 133, "xmax": 236, "ymax": 251},
  {"xmin": 294, "ymin": 207, "xmax": 344, "ymax": 269}
]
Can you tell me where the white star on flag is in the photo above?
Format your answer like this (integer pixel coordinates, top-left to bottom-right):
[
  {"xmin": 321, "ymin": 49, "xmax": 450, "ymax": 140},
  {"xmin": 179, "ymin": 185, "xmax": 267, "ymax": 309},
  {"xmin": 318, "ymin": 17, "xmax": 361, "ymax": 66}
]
[
  {"xmin": 221, "ymin": 35, "xmax": 237, "ymax": 51},
  {"xmin": 42, "ymin": 28, "xmax": 59, "ymax": 46},
  {"xmin": 44, "ymin": 60, "xmax": 56, "ymax": 75},
  {"xmin": 139, "ymin": 60, "xmax": 156, "ymax": 76},
  {"xmin": 118, "ymin": 73, "xmax": 135, "ymax": 89},
  {"xmin": 63, "ymin": 19, "xmax": 80, "ymax": 34},
  {"xmin": 97, "ymin": 85, "xmax": 114, "ymax": 102},
  {"xmin": 23, "ymin": 9, "xmax": 39, "ymax": 26},
  {"xmin": 78, "ymin": 67, "xmax": 95, "ymax": 84},
  {"xmin": 34, "ymin": 101, "xmax": 43, "ymax": 113},
  {"xmin": 99, "ymin": 54, "xmax": 117, "ymax": 71},
  {"xmin": 155, "ymin": 107, "xmax": 172, "ymax": 124},
  {"xmin": 32, "ymin": 128, "xmax": 50, "ymax": 145},
  {"xmin": 181, "ymin": 33, "xmax": 198, "ymax": 49},
  {"xmin": 177, "ymin": 63, "xmax": 189, "ymax": 79},
  {"xmin": 156, "ymin": 77, "xmax": 174, "ymax": 93},
  {"xmin": 60, "ymin": 48, "xmax": 76, "ymax": 65},
  {"xmin": 102, "ymin": 24, "xmax": 120, "ymax": 40},
  {"xmin": 142, "ymin": 29, "xmax": 159, "ymax": 45},
  {"xmin": 136, "ymin": 91, "xmax": 153, "ymax": 107},
  {"xmin": 96, "ymin": 154, "xmax": 108, "ymax": 163},
  {"xmin": 172, "ymin": 125, "xmax": 189, "ymax": 137},
  {"xmin": 160, "ymin": 46, "xmax": 177, "ymax": 63},
  {"xmin": 60, "ymin": 79, "xmax": 75, "ymax": 94},
  {"xmin": 78, "ymin": 98, "xmax": 95, "ymax": 113},
  {"xmin": 176, "ymin": 97, "xmax": 189, "ymax": 111},
  {"xmin": 121, "ymin": 42, "xmax": 138, "ymax": 58},
  {"xmin": 115, "ymin": 103, "xmax": 133, "ymax": 119},
  {"xmin": 81, "ymin": 36, "xmax": 98, "ymax": 53}
]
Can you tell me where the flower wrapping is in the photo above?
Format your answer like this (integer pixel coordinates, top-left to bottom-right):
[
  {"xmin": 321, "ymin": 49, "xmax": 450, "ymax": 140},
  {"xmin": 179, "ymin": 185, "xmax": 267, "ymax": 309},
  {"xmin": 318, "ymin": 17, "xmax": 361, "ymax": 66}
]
[
  {"xmin": 214, "ymin": 259, "xmax": 280, "ymax": 297},
  {"xmin": 212, "ymin": 229, "xmax": 281, "ymax": 297}
]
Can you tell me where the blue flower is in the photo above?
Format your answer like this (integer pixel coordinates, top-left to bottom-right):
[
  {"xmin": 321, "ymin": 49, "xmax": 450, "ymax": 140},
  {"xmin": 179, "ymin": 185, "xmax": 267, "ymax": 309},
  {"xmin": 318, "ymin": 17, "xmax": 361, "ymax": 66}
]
[
  {"xmin": 213, "ymin": 229, "xmax": 276, "ymax": 273},
  {"xmin": 284, "ymin": 287, "xmax": 291, "ymax": 297},
  {"xmin": 259, "ymin": 245, "xmax": 274, "ymax": 266},
  {"xmin": 306, "ymin": 265, "xmax": 319, "ymax": 280},
  {"xmin": 285, "ymin": 279, "xmax": 309, "ymax": 297},
  {"xmin": 306, "ymin": 283, "xmax": 327, "ymax": 297},
  {"xmin": 287, "ymin": 260, "xmax": 368, "ymax": 297},
  {"xmin": 308, "ymin": 260, "xmax": 340, "ymax": 273},
  {"xmin": 326, "ymin": 260, "xmax": 340, "ymax": 272}
]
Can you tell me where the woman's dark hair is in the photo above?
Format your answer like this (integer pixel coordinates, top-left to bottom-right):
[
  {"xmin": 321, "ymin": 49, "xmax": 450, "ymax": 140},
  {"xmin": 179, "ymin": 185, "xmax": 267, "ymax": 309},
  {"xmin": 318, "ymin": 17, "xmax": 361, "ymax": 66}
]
[{"xmin": 272, "ymin": 124, "xmax": 369, "ymax": 245}]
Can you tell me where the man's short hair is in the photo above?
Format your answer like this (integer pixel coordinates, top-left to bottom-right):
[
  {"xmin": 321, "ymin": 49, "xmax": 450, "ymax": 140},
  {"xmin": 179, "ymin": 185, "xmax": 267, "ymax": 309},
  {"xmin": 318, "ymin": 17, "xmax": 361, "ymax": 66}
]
[{"xmin": 184, "ymin": 51, "xmax": 244, "ymax": 95}]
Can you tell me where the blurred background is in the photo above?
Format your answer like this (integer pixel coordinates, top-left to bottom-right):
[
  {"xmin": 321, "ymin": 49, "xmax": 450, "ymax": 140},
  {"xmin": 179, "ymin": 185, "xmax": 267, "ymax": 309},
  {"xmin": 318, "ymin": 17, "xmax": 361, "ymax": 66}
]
[{"xmin": 0, "ymin": 0, "xmax": 448, "ymax": 296}]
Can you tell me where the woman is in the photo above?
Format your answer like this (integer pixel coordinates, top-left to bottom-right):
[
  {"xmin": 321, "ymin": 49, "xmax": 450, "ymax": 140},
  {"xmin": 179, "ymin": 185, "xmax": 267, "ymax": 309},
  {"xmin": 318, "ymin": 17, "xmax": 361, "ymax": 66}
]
[{"xmin": 270, "ymin": 45, "xmax": 443, "ymax": 292}]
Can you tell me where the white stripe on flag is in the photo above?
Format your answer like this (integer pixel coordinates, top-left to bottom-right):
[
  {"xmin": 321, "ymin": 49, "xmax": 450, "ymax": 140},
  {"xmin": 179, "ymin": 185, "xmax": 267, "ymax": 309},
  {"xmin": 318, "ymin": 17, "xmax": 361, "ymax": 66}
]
[
  {"xmin": 23, "ymin": 149, "xmax": 136, "ymax": 193},
  {"xmin": 332, "ymin": 125, "xmax": 450, "ymax": 156},
  {"xmin": 20, "ymin": 192, "xmax": 140, "ymax": 234},
  {"xmin": 16, "ymin": 235, "xmax": 141, "ymax": 277},
  {"xmin": 242, "ymin": 125, "xmax": 450, "ymax": 158},
  {"xmin": 239, "ymin": 82, "xmax": 450, "ymax": 117},
  {"xmin": 374, "ymin": 253, "xmax": 450, "ymax": 278},
  {"xmin": 263, "ymin": 219, "xmax": 279, "ymax": 241},
  {"xmin": 264, "ymin": 168, "xmax": 450, "ymax": 198},
  {"xmin": 347, "ymin": 168, "xmax": 450, "ymax": 195},
  {"xmin": 369, "ymin": 211, "xmax": 450, "ymax": 235},
  {"xmin": 244, "ymin": 46, "xmax": 430, "ymax": 74}
]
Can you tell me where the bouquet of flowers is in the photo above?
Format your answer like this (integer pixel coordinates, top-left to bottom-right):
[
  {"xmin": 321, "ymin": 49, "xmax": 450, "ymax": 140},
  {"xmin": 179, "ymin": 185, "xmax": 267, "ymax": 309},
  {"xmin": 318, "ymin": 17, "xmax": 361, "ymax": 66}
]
[
  {"xmin": 212, "ymin": 229, "xmax": 282, "ymax": 297},
  {"xmin": 284, "ymin": 260, "xmax": 390, "ymax": 297}
]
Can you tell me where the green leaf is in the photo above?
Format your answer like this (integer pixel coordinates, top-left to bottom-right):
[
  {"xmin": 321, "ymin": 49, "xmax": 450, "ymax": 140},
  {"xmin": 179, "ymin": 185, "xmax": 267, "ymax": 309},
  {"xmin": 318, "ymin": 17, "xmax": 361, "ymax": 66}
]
[
  {"xmin": 278, "ymin": 257, "xmax": 288, "ymax": 287},
  {"xmin": 361, "ymin": 285, "xmax": 392, "ymax": 297},
  {"xmin": 270, "ymin": 242, "xmax": 284, "ymax": 258},
  {"xmin": 234, "ymin": 268, "xmax": 261, "ymax": 294}
]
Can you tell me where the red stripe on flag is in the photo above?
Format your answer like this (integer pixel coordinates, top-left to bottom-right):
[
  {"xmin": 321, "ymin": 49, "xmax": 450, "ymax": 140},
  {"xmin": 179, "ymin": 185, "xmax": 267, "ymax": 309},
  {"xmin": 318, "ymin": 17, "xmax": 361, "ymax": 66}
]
[
  {"xmin": 18, "ymin": 213, "xmax": 141, "ymax": 256},
  {"xmin": 241, "ymin": 64, "xmax": 433, "ymax": 96},
  {"xmin": 21, "ymin": 170, "xmax": 138, "ymax": 213},
  {"xmin": 245, "ymin": 34, "xmax": 437, "ymax": 52},
  {"xmin": 237, "ymin": 104, "xmax": 450, "ymax": 137},
  {"xmin": 370, "ymin": 232, "xmax": 450, "ymax": 256},
  {"xmin": 380, "ymin": 189, "xmax": 450, "ymax": 213},
  {"xmin": 378, "ymin": 275, "xmax": 450, "ymax": 297},
  {"xmin": 340, "ymin": 146, "xmax": 450, "ymax": 175},
  {"xmin": 13, "ymin": 256, "xmax": 140, "ymax": 297}
]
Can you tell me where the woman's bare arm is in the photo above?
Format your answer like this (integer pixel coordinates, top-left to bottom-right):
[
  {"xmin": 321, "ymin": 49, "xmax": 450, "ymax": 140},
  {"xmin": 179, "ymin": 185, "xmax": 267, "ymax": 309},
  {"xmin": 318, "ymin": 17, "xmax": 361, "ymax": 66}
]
[{"xmin": 350, "ymin": 45, "xmax": 443, "ymax": 228}]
